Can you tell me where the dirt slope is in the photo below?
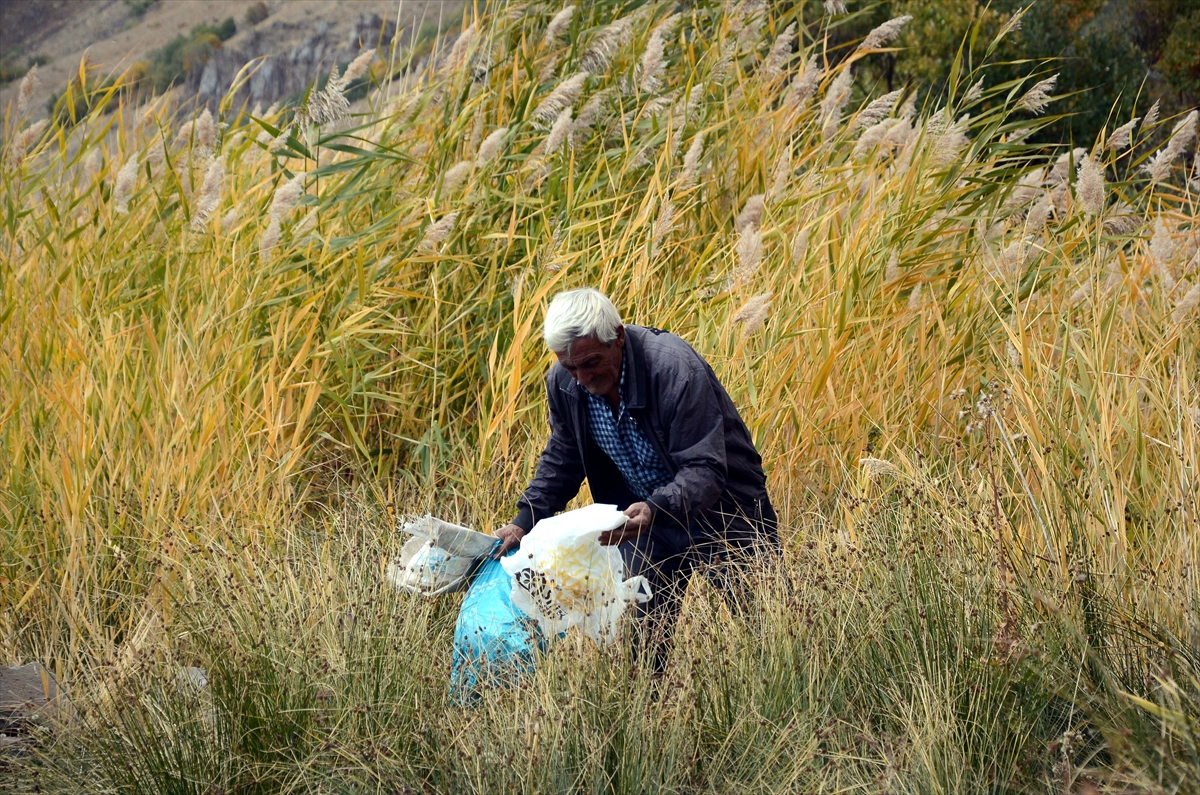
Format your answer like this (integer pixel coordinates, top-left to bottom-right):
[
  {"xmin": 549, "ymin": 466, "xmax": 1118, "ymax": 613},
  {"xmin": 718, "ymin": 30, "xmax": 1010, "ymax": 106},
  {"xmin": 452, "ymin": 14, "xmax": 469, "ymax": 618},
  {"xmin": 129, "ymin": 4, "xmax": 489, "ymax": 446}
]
[{"xmin": 1, "ymin": 0, "xmax": 464, "ymax": 116}]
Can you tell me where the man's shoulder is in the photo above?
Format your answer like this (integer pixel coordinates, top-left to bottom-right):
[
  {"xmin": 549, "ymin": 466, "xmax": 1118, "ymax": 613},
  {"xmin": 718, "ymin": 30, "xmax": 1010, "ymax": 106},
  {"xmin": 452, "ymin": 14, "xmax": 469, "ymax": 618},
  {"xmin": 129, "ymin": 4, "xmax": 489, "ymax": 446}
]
[{"xmin": 628, "ymin": 325, "xmax": 707, "ymax": 374}]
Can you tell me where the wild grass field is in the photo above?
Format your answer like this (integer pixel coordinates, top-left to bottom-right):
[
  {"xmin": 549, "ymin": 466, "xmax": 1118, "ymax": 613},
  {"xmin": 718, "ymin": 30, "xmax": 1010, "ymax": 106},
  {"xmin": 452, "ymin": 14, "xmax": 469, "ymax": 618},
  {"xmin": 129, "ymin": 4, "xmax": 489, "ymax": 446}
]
[{"xmin": 2, "ymin": 0, "xmax": 1198, "ymax": 792}]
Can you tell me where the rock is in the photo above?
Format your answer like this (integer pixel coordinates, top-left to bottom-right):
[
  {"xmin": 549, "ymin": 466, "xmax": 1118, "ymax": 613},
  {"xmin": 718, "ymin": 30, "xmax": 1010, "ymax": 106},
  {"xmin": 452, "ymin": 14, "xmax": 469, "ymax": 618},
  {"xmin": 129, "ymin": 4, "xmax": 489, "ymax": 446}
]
[
  {"xmin": 175, "ymin": 666, "xmax": 208, "ymax": 692},
  {"xmin": 349, "ymin": 13, "xmax": 395, "ymax": 51},
  {"xmin": 0, "ymin": 663, "xmax": 72, "ymax": 724}
]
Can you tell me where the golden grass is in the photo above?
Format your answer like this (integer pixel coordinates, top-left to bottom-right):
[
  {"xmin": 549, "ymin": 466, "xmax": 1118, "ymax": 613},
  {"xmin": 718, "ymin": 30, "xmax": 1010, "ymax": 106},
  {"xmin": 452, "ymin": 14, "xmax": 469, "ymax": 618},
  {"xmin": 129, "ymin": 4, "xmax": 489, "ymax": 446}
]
[{"xmin": 1, "ymin": 0, "xmax": 1197, "ymax": 790}]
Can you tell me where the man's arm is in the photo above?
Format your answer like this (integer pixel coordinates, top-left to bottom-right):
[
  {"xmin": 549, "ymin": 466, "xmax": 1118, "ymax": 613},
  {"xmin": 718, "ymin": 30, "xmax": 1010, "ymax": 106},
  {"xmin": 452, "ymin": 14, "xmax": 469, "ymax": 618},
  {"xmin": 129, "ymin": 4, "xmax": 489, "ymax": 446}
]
[
  {"xmin": 643, "ymin": 364, "xmax": 728, "ymax": 530},
  {"xmin": 496, "ymin": 383, "xmax": 586, "ymax": 554}
]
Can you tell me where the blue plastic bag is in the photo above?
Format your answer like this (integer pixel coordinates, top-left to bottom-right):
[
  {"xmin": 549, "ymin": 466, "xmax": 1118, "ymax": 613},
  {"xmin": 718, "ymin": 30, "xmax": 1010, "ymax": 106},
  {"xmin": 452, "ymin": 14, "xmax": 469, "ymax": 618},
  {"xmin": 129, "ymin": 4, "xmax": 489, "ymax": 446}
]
[{"xmin": 449, "ymin": 552, "xmax": 548, "ymax": 701}]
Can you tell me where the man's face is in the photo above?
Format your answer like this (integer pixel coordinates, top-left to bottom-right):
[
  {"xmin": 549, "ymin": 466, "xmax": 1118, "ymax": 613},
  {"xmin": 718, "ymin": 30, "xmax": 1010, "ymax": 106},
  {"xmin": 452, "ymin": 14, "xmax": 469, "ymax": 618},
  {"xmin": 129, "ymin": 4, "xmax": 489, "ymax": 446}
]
[{"xmin": 555, "ymin": 326, "xmax": 625, "ymax": 397}]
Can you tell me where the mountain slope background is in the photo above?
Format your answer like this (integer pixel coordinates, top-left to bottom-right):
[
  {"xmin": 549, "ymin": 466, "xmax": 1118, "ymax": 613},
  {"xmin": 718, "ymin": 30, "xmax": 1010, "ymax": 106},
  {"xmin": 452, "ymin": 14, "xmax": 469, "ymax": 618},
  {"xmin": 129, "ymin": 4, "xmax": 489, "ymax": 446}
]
[{"xmin": 0, "ymin": 0, "xmax": 462, "ymax": 116}]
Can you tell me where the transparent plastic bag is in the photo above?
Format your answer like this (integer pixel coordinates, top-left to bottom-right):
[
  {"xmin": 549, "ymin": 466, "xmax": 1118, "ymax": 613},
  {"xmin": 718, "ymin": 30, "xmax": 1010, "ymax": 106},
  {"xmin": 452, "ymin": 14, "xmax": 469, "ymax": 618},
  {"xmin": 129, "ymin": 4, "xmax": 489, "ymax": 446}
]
[{"xmin": 500, "ymin": 504, "xmax": 652, "ymax": 643}]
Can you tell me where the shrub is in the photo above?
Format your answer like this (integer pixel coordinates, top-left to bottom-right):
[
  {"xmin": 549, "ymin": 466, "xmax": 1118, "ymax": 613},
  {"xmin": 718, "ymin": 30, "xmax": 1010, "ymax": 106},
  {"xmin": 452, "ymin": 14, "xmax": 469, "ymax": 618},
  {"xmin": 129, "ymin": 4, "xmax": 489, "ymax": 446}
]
[{"xmin": 245, "ymin": 1, "xmax": 269, "ymax": 26}]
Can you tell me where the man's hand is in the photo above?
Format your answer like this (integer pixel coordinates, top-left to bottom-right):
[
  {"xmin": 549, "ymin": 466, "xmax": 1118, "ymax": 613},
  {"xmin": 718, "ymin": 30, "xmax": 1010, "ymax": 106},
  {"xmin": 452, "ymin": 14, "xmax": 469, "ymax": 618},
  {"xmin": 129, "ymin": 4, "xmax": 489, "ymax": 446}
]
[
  {"xmin": 493, "ymin": 523, "xmax": 528, "ymax": 558},
  {"xmin": 599, "ymin": 502, "xmax": 652, "ymax": 545}
]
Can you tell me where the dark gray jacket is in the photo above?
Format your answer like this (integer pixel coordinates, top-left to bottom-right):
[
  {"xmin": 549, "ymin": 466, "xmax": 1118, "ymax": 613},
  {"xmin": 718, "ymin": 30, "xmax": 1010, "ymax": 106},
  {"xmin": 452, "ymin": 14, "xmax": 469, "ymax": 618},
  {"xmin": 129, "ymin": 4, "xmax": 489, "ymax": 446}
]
[{"xmin": 512, "ymin": 325, "xmax": 773, "ymax": 541}]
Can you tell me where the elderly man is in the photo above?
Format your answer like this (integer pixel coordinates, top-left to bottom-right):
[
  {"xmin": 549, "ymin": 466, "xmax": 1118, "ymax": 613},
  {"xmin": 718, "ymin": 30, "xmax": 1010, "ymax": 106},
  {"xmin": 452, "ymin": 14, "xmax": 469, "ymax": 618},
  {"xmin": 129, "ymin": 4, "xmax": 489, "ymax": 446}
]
[{"xmin": 494, "ymin": 288, "xmax": 779, "ymax": 670}]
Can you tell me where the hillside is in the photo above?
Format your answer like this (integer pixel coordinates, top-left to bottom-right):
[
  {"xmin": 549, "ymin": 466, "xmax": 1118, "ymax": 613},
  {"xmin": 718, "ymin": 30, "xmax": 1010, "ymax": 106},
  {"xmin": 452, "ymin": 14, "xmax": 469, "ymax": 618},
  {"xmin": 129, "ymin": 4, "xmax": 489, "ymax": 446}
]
[{"xmin": 0, "ymin": 0, "xmax": 461, "ymax": 114}]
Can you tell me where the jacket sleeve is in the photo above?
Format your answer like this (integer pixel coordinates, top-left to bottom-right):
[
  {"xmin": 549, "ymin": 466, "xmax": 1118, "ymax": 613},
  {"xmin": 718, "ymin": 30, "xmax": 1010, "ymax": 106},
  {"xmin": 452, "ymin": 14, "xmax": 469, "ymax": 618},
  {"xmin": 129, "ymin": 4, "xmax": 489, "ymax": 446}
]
[
  {"xmin": 511, "ymin": 379, "xmax": 585, "ymax": 531},
  {"xmin": 643, "ymin": 362, "xmax": 728, "ymax": 529}
]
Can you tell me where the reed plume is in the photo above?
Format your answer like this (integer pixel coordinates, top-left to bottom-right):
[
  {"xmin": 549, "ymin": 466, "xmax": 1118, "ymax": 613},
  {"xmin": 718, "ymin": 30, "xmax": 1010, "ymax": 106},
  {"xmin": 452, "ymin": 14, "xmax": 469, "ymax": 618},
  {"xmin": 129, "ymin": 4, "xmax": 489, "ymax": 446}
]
[
  {"xmin": 84, "ymin": 148, "xmax": 102, "ymax": 178},
  {"xmin": 1151, "ymin": 215, "xmax": 1177, "ymax": 292},
  {"xmin": 824, "ymin": 0, "xmax": 847, "ymax": 14},
  {"xmin": 885, "ymin": 250, "xmax": 900, "ymax": 281},
  {"xmin": 442, "ymin": 160, "xmax": 473, "ymax": 193},
  {"xmin": 733, "ymin": 292, "xmax": 772, "ymax": 336},
  {"xmin": 849, "ymin": 90, "xmax": 903, "ymax": 134},
  {"xmin": 16, "ymin": 65, "xmax": 38, "ymax": 117},
  {"xmin": 783, "ymin": 56, "xmax": 821, "ymax": 113},
  {"xmin": 191, "ymin": 158, "xmax": 224, "ymax": 229},
  {"xmin": 8, "ymin": 119, "xmax": 47, "ymax": 169},
  {"xmin": 859, "ymin": 457, "xmax": 899, "ymax": 479},
  {"xmin": 419, "ymin": 212, "xmax": 460, "ymax": 251},
  {"xmin": 820, "ymin": 68, "xmax": 854, "ymax": 139},
  {"xmin": 260, "ymin": 173, "xmax": 306, "ymax": 256},
  {"xmin": 1014, "ymin": 75, "xmax": 1057, "ymax": 115},
  {"xmin": 1143, "ymin": 110, "xmax": 1197, "ymax": 184},
  {"xmin": 856, "ymin": 16, "xmax": 912, "ymax": 53},
  {"xmin": 581, "ymin": 16, "xmax": 631, "ymax": 74},
  {"xmin": 1142, "ymin": 99, "xmax": 1161, "ymax": 129},
  {"xmin": 533, "ymin": 71, "xmax": 588, "ymax": 126},
  {"xmin": 1172, "ymin": 281, "xmax": 1200, "ymax": 325},
  {"xmin": 1076, "ymin": 154, "xmax": 1105, "ymax": 217},
  {"xmin": 112, "ymin": 153, "xmax": 139, "ymax": 213},
  {"xmin": 734, "ymin": 227, "xmax": 763, "ymax": 284},
  {"xmin": 790, "ymin": 230, "xmax": 809, "ymax": 266},
  {"xmin": 651, "ymin": 198, "xmax": 675, "ymax": 258},
  {"xmin": 543, "ymin": 5, "xmax": 575, "ymax": 48},
  {"xmin": 678, "ymin": 132, "xmax": 705, "ymax": 188},
  {"xmin": 760, "ymin": 23, "xmax": 796, "ymax": 82},
  {"xmin": 736, "ymin": 194, "xmax": 765, "ymax": 233},
  {"xmin": 541, "ymin": 108, "xmax": 572, "ymax": 156},
  {"xmin": 475, "ymin": 127, "xmax": 509, "ymax": 166},
  {"xmin": 1107, "ymin": 116, "xmax": 1139, "ymax": 151}
]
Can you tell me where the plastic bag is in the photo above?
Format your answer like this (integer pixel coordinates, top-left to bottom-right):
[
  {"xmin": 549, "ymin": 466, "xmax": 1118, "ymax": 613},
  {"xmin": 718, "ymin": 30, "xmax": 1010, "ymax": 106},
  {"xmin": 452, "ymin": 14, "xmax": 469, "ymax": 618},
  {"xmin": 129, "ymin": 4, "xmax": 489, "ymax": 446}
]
[
  {"xmin": 386, "ymin": 516, "xmax": 498, "ymax": 597},
  {"xmin": 500, "ymin": 504, "xmax": 652, "ymax": 643},
  {"xmin": 450, "ymin": 553, "xmax": 547, "ymax": 700}
]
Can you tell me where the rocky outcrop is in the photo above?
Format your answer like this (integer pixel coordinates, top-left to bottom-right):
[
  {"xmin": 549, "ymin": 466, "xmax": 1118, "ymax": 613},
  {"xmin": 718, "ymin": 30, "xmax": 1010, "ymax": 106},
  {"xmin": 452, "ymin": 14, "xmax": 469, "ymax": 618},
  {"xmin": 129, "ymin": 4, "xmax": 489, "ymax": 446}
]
[{"xmin": 189, "ymin": 13, "xmax": 396, "ymax": 112}]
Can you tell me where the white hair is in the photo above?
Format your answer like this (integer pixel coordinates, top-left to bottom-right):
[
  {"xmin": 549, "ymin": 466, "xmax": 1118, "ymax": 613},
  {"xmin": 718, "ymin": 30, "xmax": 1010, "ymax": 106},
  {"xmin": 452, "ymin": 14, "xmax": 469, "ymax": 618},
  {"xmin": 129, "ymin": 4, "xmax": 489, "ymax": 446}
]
[{"xmin": 543, "ymin": 288, "xmax": 622, "ymax": 353}]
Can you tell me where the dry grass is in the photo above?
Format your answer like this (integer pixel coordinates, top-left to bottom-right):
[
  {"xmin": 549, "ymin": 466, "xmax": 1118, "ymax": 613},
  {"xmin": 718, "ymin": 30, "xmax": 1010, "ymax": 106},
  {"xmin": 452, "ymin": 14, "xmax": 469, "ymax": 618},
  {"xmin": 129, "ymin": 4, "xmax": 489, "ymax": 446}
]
[{"xmin": 1, "ymin": 0, "xmax": 1197, "ymax": 791}]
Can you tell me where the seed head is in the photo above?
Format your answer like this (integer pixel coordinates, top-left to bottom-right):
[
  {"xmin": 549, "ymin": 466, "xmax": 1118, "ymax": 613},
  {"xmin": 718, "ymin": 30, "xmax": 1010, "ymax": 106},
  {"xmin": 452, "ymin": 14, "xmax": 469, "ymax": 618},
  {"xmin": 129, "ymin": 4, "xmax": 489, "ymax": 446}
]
[
  {"xmin": 543, "ymin": 6, "xmax": 575, "ymax": 48},
  {"xmin": 442, "ymin": 160, "xmax": 473, "ymax": 193},
  {"xmin": 736, "ymin": 194, "xmax": 765, "ymax": 233},
  {"xmin": 678, "ymin": 132, "xmax": 705, "ymax": 188},
  {"xmin": 1172, "ymin": 281, "xmax": 1200, "ymax": 325},
  {"xmin": 820, "ymin": 67, "xmax": 854, "ymax": 139},
  {"xmin": 419, "ymin": 212, "xmax": 460, "ymax": 251},
  {"xmin": 856, "ymin": 16, "xmax": 912, "ymax": 53},
  {"xmin": 963, "ymin": 78, "xmax": 985, "ymax": 105},
  {"xmin": 475, "ymin": 127, "xmax": 509, "ymax": 166},
  {"xmin": 907, "ymin": 281, "xmax": 924, "ymax": 311},
  {"xmin": 1075, "ymin": 154, "xmax": 1105, "ymax": 217},
  {"xmin": 885, "ymin": 250, "xmax": 900, "ymax": 282},
  {"xmin": 637, "ymin": 28, "xmax": 667, "ymax": 94},
  {"xmin": 1107, "ymin": 116, "xmax": 1139, "ymax": 151},
  {"xmin": 581, "ymin": 16, "xmax": 631, "ymax": 74},
  {"xmin": 849, "ymin": 89, "xmax": 903, "ymax": 134},
  {"xmin": 733, "ymin": 293, "xmax": 772, "ymax": 337},
  {"xmin": 734, "ymin": 228, "xmax": 763, "ymax": 284},
  {"xmin": 760, "ymin": 23, "xmax": 796, "ymax": 82},
  {"xmin": 17, "ymin": 65, "xmax": 38, "ymax": 117},
  {"xmin": 1142, "ymin": 99, "xmax": 1161, "ymax": 130},
  {"xmin": 791, "ymin": 230, "xmax": 810, "ymax": 267},
  {"xmin": 784, "ymin": 56, "xmax": 821, "ymax": 114},
  {"xmin": 342, "ymin": 50, "xmax": 376, "ymax": 86},
  {"xmin": 651, "ymin": 198, "xmax": 675, "ymax": 258},
  {"xmin": 113, "ymin": 153, "xmax": 139, "ymax": 213},
  {"xmin": 532, "ymin": 71, "xmax": 588, "ymax": 127},
  {"xmin": 84, "ymin": 148, "xmax": 102, "ymax": 177},
  {"xmin": 1151, "ymin": 215, "xmax": 1177, "ymax": 292},
  {"xmin": 859, "ymin": 457, "xmax": 899, "ymax": 479},
  {"xmin": 191, "ymin": 158, "xmax": 224, "ymax": 229},
  {"xmin": 541, "ymin": 107, "xmax": 572, "ymax": 156},
  {"xmin": 824, "ymin": 1, "xmax": 847, "ymax": 14},
  {"xmin": 1143, "ymin": 110, "xmax": 1197, "ymax": 184},
  {"xmin": 1014, "ymin": 74, "xmax": 1057, "ymax": 116}
]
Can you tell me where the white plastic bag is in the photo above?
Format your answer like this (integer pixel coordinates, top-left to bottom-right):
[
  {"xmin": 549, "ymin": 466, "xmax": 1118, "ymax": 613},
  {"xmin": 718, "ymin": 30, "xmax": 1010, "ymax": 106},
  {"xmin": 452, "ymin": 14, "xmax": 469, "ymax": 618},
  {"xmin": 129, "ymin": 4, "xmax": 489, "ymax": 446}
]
[
  {"xmin": 500, "ymin": 504, "xmax": 652, "ymax": 643},
  {"xmin": 386, "ymin": 516, "xmax": 500, "ymax": 597}
]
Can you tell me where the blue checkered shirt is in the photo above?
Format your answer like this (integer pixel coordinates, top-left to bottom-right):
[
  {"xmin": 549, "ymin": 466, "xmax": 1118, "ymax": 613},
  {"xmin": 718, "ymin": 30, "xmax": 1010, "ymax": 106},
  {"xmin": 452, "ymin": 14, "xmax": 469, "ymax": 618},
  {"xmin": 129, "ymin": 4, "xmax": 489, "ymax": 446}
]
[{"xmin": 583, "ymin": 355, "xmax": 673, "ymax": 500}]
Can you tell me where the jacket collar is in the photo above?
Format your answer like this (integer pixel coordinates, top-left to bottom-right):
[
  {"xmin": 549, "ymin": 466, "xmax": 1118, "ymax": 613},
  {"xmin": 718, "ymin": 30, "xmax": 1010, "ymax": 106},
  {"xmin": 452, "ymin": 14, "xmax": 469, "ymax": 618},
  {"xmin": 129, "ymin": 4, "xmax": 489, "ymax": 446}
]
[{"xmin": 556, "ymin": 325, "xmax": 647, "ymax": 409}]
